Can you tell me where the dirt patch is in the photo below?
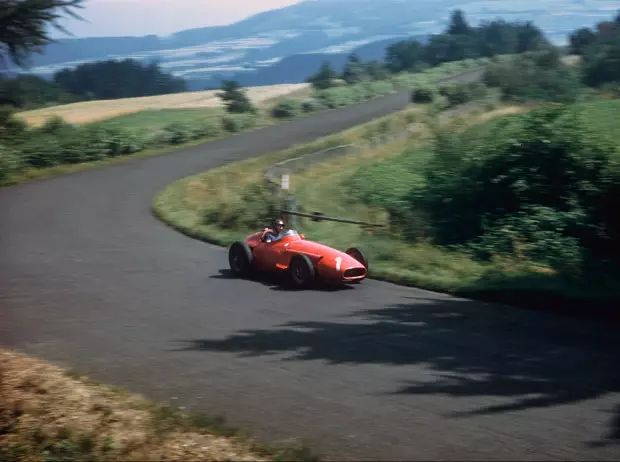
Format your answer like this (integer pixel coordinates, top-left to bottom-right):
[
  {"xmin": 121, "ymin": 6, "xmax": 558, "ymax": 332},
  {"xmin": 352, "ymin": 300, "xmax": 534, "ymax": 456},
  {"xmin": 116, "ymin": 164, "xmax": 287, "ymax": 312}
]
[
  {"xmin": 0, "ymin": 348, "xmax": 277, "ymax": 461},
  {"xmin": 17, "ymin": 83, "xmax": 311, "ymax": 126}
]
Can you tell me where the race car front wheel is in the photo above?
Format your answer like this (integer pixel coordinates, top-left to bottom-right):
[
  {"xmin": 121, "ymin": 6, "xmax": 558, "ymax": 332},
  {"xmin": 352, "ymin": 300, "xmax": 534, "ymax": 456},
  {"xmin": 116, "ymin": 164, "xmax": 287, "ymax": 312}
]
[
  {"xmin": 289, "ymin": 253, "xmax": 315, "ymax": 289},
  {"xmin": 346, "ymin": 246, "xmax": 368, "ymax": 270},
  {"xmin": 229, "ymin": 241, "xmax": 253, "ymax": 277}
]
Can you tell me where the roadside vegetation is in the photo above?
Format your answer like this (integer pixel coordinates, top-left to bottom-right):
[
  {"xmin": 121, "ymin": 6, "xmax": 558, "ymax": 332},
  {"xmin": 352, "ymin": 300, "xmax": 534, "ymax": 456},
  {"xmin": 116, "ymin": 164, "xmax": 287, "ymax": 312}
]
[
  {"xmin": 0, "ymin": 348, "xmax": 317, "ymax": 462},
  {"xmin": 1, "ymin": 7, "xmax": 573, "ymax": 187},
  {"xmin": 154, "ymin": 10, "xmax": 620, "ymax": 318},
  {"xmin": 0, "ymin": 57, "xmax": 492, "ymax": 187}
]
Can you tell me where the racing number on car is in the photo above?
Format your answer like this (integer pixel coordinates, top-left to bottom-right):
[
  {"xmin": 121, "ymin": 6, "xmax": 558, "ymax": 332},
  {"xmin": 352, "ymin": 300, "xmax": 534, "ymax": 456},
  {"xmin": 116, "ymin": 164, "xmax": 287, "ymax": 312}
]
[{"xmin": 335, "ymin": 256, "xmax": 342, "ymax": 271}]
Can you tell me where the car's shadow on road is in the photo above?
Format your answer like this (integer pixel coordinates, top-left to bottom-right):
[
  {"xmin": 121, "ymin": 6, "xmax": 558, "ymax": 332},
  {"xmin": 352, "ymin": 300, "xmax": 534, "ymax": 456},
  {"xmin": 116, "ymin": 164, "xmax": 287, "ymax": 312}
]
[
  {"xmin": 173, "ymin": 294, "xmax": 620, "ymax": 449},
  {"xmin": 210, "ymin": 268, "xmax": 355, "ymax": 292}
]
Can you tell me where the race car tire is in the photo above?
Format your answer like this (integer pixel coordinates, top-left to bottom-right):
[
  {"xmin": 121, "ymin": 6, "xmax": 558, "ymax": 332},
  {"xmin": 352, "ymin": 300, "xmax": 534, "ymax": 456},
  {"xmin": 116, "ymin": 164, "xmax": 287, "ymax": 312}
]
[
  {"xmin": 345, "ymin": 246, "xmax": 369, "ymax": 270},
  {"xmin": 229, "ymin": 241, "xmax": 253, "ymax": 277},
  {"xmin": 289, "ymin": 253, "xmax": 315, "ymax": 289}
]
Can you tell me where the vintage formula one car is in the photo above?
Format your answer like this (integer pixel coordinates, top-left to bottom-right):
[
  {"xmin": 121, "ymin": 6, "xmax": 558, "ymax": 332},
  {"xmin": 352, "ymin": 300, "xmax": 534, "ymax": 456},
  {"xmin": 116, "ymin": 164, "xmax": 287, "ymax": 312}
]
[{"xmin": 228, "ymin": 228, "xmax": 368, "ymax": 288}]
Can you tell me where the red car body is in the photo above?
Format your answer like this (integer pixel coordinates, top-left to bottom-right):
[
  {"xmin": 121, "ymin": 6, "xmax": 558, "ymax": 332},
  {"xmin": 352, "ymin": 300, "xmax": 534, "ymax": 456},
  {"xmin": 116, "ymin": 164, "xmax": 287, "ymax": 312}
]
[{"xmin": 228, "ymin": 228, "xmax": 368, "ymax": 287}]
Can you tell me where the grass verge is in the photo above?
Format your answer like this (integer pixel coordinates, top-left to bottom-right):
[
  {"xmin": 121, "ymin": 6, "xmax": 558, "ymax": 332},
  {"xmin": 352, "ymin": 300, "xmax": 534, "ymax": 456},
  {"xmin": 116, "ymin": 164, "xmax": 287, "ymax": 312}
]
[
  {"xmin": 0, "ymin": 347, "xmax": 318, "ymax": 462},
  {"xmin": 153, "ymin": 100, "xmax": 620, "ymax": 323}
]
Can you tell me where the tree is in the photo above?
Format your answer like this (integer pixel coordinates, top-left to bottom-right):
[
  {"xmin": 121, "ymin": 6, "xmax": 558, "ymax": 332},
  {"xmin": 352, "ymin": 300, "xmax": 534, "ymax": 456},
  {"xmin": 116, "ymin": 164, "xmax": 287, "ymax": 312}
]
[
  {"xmin": 364, "ymin": 60, "xmax": 390, "ymax": 81},
  {"xmin": 341, "ymin": 53, "xmax": 367, "ymax": 84},
  {"xmin": 0, "ymin": 0, "xmax": 84, "ymax": 69},
  {"xmin": 447, "ymin": 9, "xmax": 472, "ymax": 36},
  {"xmin": 306, "ymin": 61, "xmax": 337, "ymax": 90},
  {"xmin": 385, "ymin": 40, "xmax": 425, "ymax": 73},
  {"xmin": 217, "ymin": 79, "xmax": 256, "ymax": 114},
  {"xmin": 582, "ymin": 33, "xmax": 620, "ymax": 87},
  {"xmin": 569, "ymin": 27, "xmax": 597, "ymax": 55}
]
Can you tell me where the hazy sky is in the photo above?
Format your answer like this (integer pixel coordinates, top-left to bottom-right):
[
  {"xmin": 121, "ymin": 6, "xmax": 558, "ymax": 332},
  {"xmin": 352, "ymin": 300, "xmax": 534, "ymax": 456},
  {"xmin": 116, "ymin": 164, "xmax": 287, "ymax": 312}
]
[{"xmin": 52, "ymin": 0, "xmax": 304, "ymax": 38}]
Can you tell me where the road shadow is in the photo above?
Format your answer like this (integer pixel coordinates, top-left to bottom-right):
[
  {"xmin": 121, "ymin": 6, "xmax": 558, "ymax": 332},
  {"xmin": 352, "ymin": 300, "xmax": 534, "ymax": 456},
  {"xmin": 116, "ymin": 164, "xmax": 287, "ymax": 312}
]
[
  {"xmin": 174, "ymin": 295, "xmax": 620, "ymax": 447},
  {"xmin": 209, "ymin": 268, "xmax": 354, "ymax": 292}
]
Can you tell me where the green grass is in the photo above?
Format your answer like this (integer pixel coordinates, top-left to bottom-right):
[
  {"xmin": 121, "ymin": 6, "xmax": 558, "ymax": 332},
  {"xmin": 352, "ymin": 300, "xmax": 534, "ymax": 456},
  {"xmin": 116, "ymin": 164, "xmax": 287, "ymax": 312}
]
[
  {"xmin": 154, "ymin": 98, "xmax": 620, "ymax": 320},
  {"xmin": 91, "ymin": 107, "xmax": 224, "ymax": 131}
]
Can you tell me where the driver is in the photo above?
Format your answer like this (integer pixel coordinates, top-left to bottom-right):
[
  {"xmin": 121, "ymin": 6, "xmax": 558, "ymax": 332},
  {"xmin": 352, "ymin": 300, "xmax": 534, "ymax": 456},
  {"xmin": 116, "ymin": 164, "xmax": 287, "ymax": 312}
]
[{"xmin": 264, "ymin": 218, "xmax": 286, "ymax": 242}]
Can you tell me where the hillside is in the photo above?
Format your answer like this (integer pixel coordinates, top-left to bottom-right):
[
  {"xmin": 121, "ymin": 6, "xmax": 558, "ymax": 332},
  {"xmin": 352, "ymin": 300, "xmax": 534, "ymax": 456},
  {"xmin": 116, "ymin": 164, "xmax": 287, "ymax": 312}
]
[{"xmin": 14, "ymin": 0, "xmax": 614, "ymax": 88}]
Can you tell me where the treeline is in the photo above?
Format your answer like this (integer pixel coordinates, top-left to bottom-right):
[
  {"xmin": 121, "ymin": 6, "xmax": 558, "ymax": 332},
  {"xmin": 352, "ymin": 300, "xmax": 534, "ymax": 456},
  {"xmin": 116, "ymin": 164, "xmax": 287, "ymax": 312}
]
[
  {"xmin": 54, "ymin": 59, "xmax": 187, "ymax": 100},
  {"xmin": 0, "ymin": 59, "xmax": 187, "ymax": 110},
  {"xmin": 306, "ymin": 9, "xmax": 550, "ymax": 89},
  {"xmin": 306, "ymin": 9, "xmax": 620, "ymax": 107}
]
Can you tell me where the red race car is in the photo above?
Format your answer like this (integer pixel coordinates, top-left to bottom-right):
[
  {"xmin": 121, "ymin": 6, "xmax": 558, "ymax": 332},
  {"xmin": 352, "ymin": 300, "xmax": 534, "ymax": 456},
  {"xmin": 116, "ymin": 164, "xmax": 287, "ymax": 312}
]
[{"xmin": 228, "ymin": 228, "xmax": 368, "ymax": 288}]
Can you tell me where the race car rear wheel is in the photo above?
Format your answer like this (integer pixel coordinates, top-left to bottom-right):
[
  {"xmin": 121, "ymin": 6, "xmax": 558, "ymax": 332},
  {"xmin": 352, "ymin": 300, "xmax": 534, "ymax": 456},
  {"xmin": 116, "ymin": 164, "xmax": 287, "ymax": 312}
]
[
  {"xmin": 289, "ymin": 253, "xmax": 315, "ymax": 289},
  {"xmin": 229, "ymin": 241, "xmax": 253, "ymax": 277},
  {"xmin": 345, "ymin": 246, "xmax": 368, "ymax": 270}
]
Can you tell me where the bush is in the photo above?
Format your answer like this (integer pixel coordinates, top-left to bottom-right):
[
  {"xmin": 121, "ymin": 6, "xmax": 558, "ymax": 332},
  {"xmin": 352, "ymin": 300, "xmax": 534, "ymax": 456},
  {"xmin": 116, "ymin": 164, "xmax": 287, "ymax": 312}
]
[
  {"xmin": 221, "ymin": 114, "xmax": 257, "ymax": 133},
  {"xmin": 272, "ymin": 98, "xmax": 303, "ymax": 118},
  {"xmin": 409, "ymin": 104, "xmax": 620, "ymax": 270},
  {"xmin": 0, "ymin": 105, "xmax": 28, "ymax": 145},
  {"xmin": 38, "ymin": 115, "xmax": 73, "ymax": 135},
  {"xmin": 20, "ymin": 134, "xmax": 63, "ymax": 167},
  {"xmin": 438, "ymin": 82, "xmax": 487, "ymax": 107},
  {"xmin": 412, "ymin": 87, "xmax": 435, "ymax": 103},
  {"xmin": 194, "ymin": 118, "xmax": 222, "ymax": 139},
  {"xmin": 483, "ymin": 50, "xmax": 584, "ymax": 103},
  {"xmin": 314, "ymin": 87, "xmax": 357, "ymax": 109},
  {"xmin": 469, "ymin": 205, "xmax": 586, "ymax": 274},
  {"xmin": 301, "ymin": 98, "xmax": 323, "ymax": 113},
  {"xmin": 98, "ymin": 125, "xmax": 146, "ymax": 155},
  {"xmin": 163, "ymin": 122, "xmax": 192, "ymax": 145},
  {"xmin": 0, "ymin": 144, "xmax": 23, "ymax": 183}
]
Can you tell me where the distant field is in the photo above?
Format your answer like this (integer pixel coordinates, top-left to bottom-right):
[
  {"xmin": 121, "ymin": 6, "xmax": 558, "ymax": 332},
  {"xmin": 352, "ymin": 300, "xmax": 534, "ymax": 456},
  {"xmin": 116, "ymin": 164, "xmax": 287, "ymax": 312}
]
[{"xmin": 16, "ymin": 83, "xmax": 311, "ymax": 126}]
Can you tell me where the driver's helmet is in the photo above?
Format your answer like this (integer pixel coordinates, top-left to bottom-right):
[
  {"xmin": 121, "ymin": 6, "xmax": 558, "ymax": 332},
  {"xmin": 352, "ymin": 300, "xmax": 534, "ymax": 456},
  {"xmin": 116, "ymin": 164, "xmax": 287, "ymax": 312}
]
[{"xmin": 272, "ymin": 219, "xmax": 285, "ymax": 234}]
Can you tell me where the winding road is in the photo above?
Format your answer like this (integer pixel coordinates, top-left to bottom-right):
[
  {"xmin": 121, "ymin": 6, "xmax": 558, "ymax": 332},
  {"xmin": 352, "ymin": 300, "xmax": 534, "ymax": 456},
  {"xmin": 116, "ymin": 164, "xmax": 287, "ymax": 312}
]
[{"xmin": 2, "ymin": 90, "xmax": 620, "ymax": 461}]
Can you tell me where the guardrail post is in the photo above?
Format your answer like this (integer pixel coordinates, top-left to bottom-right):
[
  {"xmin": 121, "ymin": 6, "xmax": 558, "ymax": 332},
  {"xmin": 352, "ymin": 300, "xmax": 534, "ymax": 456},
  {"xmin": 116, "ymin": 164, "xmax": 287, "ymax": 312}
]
[{"xmin": 283, "ymin": 194, "xmax": 297, "ymax": 229}]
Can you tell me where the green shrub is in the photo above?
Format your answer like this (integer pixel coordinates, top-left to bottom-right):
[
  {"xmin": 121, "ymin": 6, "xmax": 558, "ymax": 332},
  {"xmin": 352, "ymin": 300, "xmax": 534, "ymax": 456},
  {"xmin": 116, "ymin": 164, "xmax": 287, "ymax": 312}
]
[
  {"xmin": 272, "ymin": 98, "xmax": 303, "ymax": 118},
  {"xmin": 412, "ymin": 87, "xmax": 435, "ymax": 103},
  {"xmin": 38, "ymin": 115, "xmax": 73, "ymax": 135},
  {"xmin": 363, "ymin": 80, "xmax": 394, "ymax": 96},
  {"xmin": 193, "ymin": 118, "xmax": 222, "ymax": 138},
  {"xmin": 98, "ymin": 125, "xmax": 146, "ymax": 156},
  {"xmin": 20, "ymin": 134, "xmax": 63, "ymax": 167},
  {"xmin": 163, "ymin": 122, "xmax": 192, "ymax": 145},
  {"xmin": 221, "ymin": 114, "xmax": 257, "ymax": 133},
  {"xmin": 410, "ymin": 104, "xmax": 620, "ymax": 269},
  {"xmin": 438, "ymin": 82, "xmax": 487, "ymax": 107},
  {"xmin": 55, "ymin": 127, "xmax": 90, "ymax": 163},
  {"xmin": 301, "ymin": 98, "xmax": 323, "ymax": 113},
  {"xmin": 483, "ymin": 50, "xmax": 584, "ymax": 103},
  {"xmin": 315, "ymin": 87, "xmax": 357, "ymax": 108},
  {"xmin": 0, "ymin": 144, "xmax": 23, "ymax": 183},
  {"xmin": 469, "ymin": 205, "xmax": 587, "ymax": 273},
  {"xmin": 0, "ymin": 105, "xmax": 28, "ymax": 145}
]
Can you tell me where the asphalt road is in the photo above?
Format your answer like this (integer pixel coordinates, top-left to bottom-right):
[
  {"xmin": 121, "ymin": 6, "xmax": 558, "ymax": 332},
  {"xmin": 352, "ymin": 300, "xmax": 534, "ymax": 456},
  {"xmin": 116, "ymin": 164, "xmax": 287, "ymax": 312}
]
[{"xmin": 2, "ymin": 90, "xmax": 620, "ymax": 461}]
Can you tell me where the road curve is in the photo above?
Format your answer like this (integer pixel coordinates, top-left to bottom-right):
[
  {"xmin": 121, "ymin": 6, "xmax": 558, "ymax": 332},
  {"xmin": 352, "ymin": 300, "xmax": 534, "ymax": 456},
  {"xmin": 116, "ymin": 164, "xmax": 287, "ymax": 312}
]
[{"xmin": 2, "ymin": 91, "xmax": 620, "ymax": 461}]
